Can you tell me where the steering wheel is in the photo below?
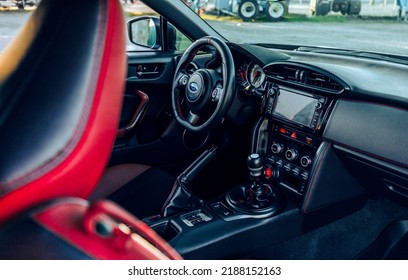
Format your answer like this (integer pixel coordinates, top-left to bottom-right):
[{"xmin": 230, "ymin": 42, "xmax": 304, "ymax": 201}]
[{"xmin": 172, "ymin": 36, "xmax": 235, "ymax": 133}]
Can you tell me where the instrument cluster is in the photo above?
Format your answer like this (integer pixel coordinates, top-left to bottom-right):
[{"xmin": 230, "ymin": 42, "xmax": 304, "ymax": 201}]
[{"xmin": 236, "ymin": 62, "xmax": 266, "ymax": 90}]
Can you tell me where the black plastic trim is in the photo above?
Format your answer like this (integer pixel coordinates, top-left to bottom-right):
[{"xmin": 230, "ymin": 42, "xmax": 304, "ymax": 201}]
[{"xmin": 324, "ymin": 100, "xmax": 408, "ymax": 168}]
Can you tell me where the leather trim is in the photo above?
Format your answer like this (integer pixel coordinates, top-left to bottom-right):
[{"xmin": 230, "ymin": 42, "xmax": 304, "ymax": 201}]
[
  {"xmin": 34, "ymin": 199, "xmax": 182, "ymax": 260},
  {"xmin": 0, "ymin": 199, "xmax": 91, "ymax": 259},
  {"xmin": 0, "ymin": 0, "xmax": 126, "ymax": 223}
]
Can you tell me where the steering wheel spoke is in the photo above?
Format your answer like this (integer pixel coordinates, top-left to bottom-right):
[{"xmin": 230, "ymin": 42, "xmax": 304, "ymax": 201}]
[{"xmin": 187, "ymin": 111, "xmax": 200, "ymax": 125}]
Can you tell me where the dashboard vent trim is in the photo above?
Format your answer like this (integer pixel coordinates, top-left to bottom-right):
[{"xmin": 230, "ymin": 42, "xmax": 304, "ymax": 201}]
[
  {"xmin": 264, "ymin": 64, "xmax": 346, "ymax": 94},
  {"xmin": 307, "ymin": 71, "xmax": 342, "ymax": 92}
]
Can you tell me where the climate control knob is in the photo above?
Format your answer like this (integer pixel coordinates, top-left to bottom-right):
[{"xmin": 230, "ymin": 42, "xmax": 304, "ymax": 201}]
[
  {"xmin": 271, "ymin": 143, "xmax": 284, "ymax": 154},
  {"xmin": 300, "ymin": 156, "xmax": 312, "ymax": 168},
  {"xmin": 285, "ymin": 149, "xmax": 299, "ymax": 161}
]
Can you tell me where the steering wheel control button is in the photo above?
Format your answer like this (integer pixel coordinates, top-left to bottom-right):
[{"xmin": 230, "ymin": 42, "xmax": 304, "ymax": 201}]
[
  {"xmin": 211, "ymin": 87, "xmax": 221, "ymax": 102},
  {"xmin": 181, "ymin": 210, "xmax": 212, "ymax": 227},
  {"xmin": 178, "ymin": 75, "xmax": 189, "ymax": 86}
]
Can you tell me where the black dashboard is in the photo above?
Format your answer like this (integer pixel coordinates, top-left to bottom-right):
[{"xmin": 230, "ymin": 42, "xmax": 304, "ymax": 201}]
[{"xmin": 227, "ymin": 42, "xmax": 408, "ymax": 212}]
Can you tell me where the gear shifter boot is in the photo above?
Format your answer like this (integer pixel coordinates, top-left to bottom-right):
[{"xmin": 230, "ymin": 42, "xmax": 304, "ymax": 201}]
[
  {"xmin": 161, "ymin": 178, "xmax": 203, "ymax": 217},
  {"xmin": 226, "ymin": 183, "xmax": 283, "ymax": 215},
  {"xmin": 226, "ymin": 153, "xmax": 283, "ymax": 215},
  {"xmin": 160, "ymin": 147, "xmax": 217, "ymax": 217},
  {"xmin": 248, "ymin": 183, "xmax": 275, "ymax": 208}
]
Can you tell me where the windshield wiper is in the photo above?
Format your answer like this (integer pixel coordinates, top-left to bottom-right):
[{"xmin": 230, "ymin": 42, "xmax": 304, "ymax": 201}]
[{"xmin": 296, "ymin": 46, "xmax": 408, "ymax": 65}]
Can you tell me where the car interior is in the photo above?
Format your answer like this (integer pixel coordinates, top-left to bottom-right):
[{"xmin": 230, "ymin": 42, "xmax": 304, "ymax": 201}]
[{"xmin": 1, "ymin": 0, "xmax": 408, "ymax": 260}]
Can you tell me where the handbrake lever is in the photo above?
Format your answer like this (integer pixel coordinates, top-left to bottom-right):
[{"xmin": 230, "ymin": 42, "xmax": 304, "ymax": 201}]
[{"xmin": 160, "ymin": 146, "xmax": 217, "ymax": 217}]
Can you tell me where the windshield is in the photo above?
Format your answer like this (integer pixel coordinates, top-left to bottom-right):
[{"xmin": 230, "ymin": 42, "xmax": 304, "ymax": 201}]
[
  {"xmin": 187, "ymin": 0, "xmax": 408, "ymax": 56},
  {"xmin": 1, "ymin": 1, "xmax": 406, "ymax": 57}
]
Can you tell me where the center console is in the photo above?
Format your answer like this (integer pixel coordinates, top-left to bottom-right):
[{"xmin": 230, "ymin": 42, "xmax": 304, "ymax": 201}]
[
  {"xmin": 142, "ymin": 56, "xmax": 374, "ymax": 259},
  {"xmin": 255, "ymin": 84, "xmax": 335, "ymax": 199},
  {"xmin": 146, "ymin": 67, "xmax": 342, "ymax": 259},
  {"xmin": 147, "ymin": 82, "xmax": 338, "ymax": 257}
]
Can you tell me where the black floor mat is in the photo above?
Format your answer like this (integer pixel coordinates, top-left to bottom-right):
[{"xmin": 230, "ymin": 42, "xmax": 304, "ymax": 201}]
[
  {"xmin": 108, "ymin": 167, "xmax": 175, "ymax": 219},
  {"xmin": 246, "ymin": 198, "xmax": 408, "ymax": 259}
]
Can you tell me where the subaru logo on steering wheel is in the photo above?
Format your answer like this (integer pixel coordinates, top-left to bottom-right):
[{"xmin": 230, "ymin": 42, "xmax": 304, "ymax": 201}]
[{"xmin": 189, "ymin": 82, "xmax": 199, "ymax": 93}]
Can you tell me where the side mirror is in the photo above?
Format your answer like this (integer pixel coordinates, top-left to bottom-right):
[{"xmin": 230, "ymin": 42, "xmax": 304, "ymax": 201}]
[
  {"xmin": 127, "ymin": 17, "xmax": 160, "ymax": 49},
  {"xmin": 127, "ymin": 16, "xmax": 181, "ymax": 50}
]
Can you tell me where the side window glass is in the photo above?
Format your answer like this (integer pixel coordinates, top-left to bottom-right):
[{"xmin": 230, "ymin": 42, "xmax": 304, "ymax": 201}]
[{"xmin": 168, "ymin": 25, "xmax": 192, "ymax": 52}]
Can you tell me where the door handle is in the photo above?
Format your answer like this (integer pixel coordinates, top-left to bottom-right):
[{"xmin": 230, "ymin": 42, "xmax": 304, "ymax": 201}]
[{"xmin": 117, "ymin": 90, "xmax": 149, "ymax": 138}]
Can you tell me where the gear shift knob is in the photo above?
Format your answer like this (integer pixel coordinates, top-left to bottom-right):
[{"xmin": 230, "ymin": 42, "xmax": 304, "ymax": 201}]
[
  {"xmin": 247, "ymin": 153, "xmax": 263, "ymax": 179},
  {"xmin": 226, "ymin": 153, "xmax": 282, "ymax": 215}
]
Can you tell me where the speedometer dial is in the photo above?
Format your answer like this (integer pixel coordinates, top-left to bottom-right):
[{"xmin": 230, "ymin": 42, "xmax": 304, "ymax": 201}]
[
  {"xmin": 236, "ymin": 63, "xmax": 249, "ymax": 87},
  {"xmin": 248, "ymin": 63, "xmax": 266, "ymax": 88}
]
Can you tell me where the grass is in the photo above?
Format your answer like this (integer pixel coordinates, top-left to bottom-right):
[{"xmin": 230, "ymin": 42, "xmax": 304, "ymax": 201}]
[{"xmin": 125, "ymin": 11, "xmax": 158, "ymax": 17}]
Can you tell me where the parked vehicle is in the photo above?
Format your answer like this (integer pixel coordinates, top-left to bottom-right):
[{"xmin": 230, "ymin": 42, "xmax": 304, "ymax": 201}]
[
  {"xmin": 216, "ymin": 0, "xmax": 289, "ymax": 21},
  {"xmin": 0, "ymin": 0, "xmax": 15, "ymax": 8},
  {"xmin": 1, "ymin": 0, "xmax": 408, "ymax": 261},
  {"xmin": 0, "ymin": 0, "xmax": 39, "ymax": 9},
  {"xmin": 310, "ymin": 0, "xmax": 361, "ymax": 16}
]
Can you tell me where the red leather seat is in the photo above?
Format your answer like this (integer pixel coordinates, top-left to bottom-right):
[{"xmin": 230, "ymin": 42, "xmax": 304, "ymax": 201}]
[{"xmin": 0, "ymin": 0, "xmax": 181, "ymax": 260}]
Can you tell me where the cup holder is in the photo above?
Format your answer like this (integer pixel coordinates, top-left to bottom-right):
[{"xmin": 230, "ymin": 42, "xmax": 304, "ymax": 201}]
[{"xmin": 151, "ymin": 221, "xmax": 181, "ymax": 242}]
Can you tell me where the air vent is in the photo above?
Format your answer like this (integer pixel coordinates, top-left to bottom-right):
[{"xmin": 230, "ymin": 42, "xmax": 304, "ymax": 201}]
[
  {"xmin": 264, "ymin": 64, "xmax": 346, "ymax": 93},
  {"xmin": 307, "ymin": 72, "xmax": 342, "ymax": 91},
  {"xmin": 266, "ymin": 66, "xmax": 298, "ymax": 81}
]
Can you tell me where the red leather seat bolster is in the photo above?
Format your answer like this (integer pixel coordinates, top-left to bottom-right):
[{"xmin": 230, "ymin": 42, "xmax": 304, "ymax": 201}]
[
  {"xmin": 34, "ymin": 199, "xmax": 182, "ymax": 260},
  {"xmin": 0, "ymin": 0, "xmax": 126, "ymax": 223}
]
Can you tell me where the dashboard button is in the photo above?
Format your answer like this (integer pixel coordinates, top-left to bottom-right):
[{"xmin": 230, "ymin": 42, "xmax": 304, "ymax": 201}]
[
  {"xmin": 267, "ymin": 155, "xmax": 276, "ymax": 163},
  {"xmin": 291, "ymin": 168, "xmax": 300, "ymax": 176},
  {"xmin": 300, "ymin": 171, "xmax": 309, "ymax": 181},
  {"xmin": 210, "ymin": 202, "xmax": 234, "ymax": 217},
  {"xmin": 284, "ymin": 163, "xmax": 292, "ymax": 172}
]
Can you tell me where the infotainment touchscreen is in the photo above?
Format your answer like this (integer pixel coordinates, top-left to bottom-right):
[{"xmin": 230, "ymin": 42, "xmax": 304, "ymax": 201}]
[{"xmin": 273, "ymin": 89, "xmax": 319, "ymax": 127}]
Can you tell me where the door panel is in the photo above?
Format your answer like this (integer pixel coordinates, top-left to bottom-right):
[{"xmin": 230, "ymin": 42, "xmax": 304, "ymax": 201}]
[{"xmin": 110, "ymin": 51, "xmax": 197, "ymax": 172}]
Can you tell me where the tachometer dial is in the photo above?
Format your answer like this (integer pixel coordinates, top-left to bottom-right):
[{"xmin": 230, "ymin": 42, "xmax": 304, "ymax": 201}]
[
  {"xmin": 249, "ymin": 63, "xmax": 266, "ymax": 88},
  {"xmin": 236, "ymin": 63, "xmax": 249, "ymax": 87}
]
